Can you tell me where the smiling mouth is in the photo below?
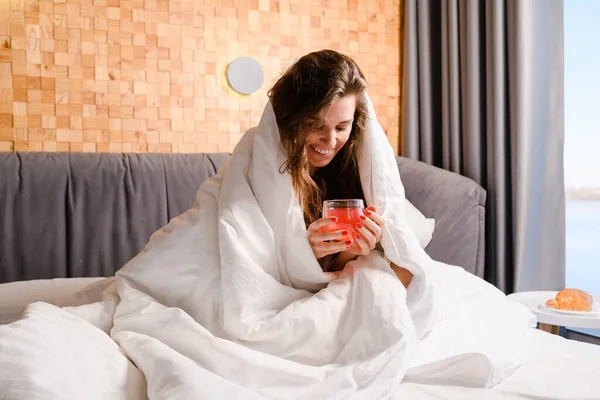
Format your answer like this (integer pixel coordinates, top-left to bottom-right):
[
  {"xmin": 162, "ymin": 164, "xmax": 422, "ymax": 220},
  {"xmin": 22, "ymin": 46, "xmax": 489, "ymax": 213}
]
[{"xmin": 310, "ymin": 145, "xmax": 335, "ymax": 156}]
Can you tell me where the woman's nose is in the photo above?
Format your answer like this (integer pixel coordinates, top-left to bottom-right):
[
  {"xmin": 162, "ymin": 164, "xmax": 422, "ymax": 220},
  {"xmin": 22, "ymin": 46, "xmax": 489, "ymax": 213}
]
[{"xmin": 321, "ymin": 130, "xmax": 336, "ymax": 147}]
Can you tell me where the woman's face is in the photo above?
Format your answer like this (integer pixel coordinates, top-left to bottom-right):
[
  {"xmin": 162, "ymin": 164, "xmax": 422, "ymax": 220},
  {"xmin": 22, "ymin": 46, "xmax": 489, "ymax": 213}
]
[{"xmin": 304, "ymin": 95, "xmax": 356, "ymax": 168}]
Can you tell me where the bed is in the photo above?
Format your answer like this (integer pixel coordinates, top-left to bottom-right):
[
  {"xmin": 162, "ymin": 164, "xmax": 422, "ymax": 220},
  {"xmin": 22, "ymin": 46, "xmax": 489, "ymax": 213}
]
[{"xmin": 1, "ymin": 152, "xmax": 598, "ymax": 399}]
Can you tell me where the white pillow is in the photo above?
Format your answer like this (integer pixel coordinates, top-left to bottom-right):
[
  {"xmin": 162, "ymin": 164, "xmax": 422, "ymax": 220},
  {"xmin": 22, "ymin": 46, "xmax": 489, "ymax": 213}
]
[
  {"xmin": 405, "ymin": 200, "xmax": 435, "ymax": 248},
  {"xmin": 0, "ymin": 277, "xmax": 105, "ymax": 325},
  {"xmin": 0, "ymin": 302, "xmax": 146, "ymax": 399}
]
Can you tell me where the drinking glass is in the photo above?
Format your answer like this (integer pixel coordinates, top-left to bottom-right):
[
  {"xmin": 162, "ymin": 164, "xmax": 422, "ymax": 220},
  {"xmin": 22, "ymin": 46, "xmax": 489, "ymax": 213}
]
[{"xmin": 321, "ymin": 199, "xmax": 365, "ymax": 241}]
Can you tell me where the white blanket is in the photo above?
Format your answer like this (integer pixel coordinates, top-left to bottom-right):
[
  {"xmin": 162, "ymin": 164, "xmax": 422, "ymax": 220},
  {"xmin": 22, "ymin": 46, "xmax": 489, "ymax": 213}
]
[
  {"xmin": 108, "ymin": 98, "xmax": 535, "ymax": 399},
  {"xmin": 0, "ymin": 97, "xmax": 536, "ymax": 399}
]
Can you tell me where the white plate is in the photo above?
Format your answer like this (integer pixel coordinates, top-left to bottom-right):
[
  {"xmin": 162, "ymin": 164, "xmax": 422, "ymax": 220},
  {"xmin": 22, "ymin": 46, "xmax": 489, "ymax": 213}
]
[{"xmin": 538, "ymin": 303, "xmax": 600, "ymax": 317}]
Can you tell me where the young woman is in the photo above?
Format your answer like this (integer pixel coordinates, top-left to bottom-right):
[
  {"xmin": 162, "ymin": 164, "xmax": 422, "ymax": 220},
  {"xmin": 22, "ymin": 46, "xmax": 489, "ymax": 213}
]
[{"xmin": 268, "ymin": 49, "xmax": 413, "ymax": 288}]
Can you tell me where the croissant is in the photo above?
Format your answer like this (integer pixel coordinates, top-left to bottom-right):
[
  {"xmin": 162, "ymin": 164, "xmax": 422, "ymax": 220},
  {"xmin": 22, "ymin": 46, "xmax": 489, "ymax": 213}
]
[{"xmin": 545, "ymin": 288, "xmax": 593, "ymax": 312}]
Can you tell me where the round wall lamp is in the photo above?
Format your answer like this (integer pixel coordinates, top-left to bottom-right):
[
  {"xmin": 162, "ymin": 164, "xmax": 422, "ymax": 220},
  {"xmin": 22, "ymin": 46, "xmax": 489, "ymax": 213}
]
[{"xmin": 226, "ymin": 56, "xmax": 264, "ymax": 95}]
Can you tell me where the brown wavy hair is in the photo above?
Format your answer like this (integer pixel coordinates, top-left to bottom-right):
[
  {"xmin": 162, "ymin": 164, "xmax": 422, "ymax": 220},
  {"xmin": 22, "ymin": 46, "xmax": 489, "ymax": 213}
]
[{"xmin": 268, "ymin": 50, "xmax": 369, "ymax": 226}]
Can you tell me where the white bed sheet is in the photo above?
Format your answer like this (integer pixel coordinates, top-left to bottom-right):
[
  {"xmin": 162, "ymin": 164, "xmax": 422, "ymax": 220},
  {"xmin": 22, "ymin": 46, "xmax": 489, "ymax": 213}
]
[
  {"xmin": 0, "ymin": 277, "xmax": 105, "ymax": 325},
  {"xmin": 394, "ymin": 328, "xmax": 600, "ymax": 400}
]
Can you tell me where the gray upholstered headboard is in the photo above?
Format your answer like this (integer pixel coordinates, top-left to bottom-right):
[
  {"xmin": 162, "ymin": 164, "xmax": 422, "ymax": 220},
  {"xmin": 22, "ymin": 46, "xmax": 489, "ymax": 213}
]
[
  {"xmin": 396, "ymin": 157, "xmax": 486, "ymax": 278},
  {"xmin": 0, "ymin": 152, "xmax": 486, "ymax": 283}
]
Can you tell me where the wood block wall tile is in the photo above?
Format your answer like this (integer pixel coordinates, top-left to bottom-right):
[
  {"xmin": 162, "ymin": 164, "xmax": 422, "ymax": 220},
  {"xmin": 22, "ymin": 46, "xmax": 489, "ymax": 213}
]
[
  {"xmin": 0, "ymin": 141, "xmax": 13, "ymax": 150},
  {"xmin": 1, "ymin": 0, "xmax": 402, "ymax": 154}
]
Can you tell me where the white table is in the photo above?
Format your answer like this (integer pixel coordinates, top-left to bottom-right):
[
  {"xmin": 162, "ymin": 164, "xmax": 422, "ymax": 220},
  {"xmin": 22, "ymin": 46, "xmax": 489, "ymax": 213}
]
[{"xmin": 508, "ymin": 291, "xmax": 600, "ymax": 334}]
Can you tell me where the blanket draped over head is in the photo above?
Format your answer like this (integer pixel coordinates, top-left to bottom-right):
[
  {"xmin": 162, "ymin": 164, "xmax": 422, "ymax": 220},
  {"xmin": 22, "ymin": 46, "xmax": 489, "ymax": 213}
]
[{"xmin": 105, "ymin": 94, "xmax": 535, "ymax": 399}]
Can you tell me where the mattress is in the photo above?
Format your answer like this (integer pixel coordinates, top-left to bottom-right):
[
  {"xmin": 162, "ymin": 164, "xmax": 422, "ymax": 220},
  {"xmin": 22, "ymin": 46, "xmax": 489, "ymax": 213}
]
[
  {"xmin": 0, "ymin": 277, "xmax": 105, "ymax": 325},
  {"xmin": 394, "ymin": 328, "xmax": 600, "ymax": 399}
]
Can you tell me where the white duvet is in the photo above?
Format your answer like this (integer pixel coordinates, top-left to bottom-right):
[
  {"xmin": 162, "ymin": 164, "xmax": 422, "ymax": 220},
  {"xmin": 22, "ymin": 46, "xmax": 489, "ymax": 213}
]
[{"xmin": 1, "ymin": 97, "xmax": 541, "ymax": 399}]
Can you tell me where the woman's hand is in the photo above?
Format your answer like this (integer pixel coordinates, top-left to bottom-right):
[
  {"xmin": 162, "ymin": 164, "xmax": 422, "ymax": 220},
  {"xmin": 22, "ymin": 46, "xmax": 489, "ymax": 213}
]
[
  {"xmin": 307, "ymin": 217, "xmax": 351, "ymax": 260},
  {"xmin": 349, "ymin": 206, "xmax": 386, "ymax": 256}
]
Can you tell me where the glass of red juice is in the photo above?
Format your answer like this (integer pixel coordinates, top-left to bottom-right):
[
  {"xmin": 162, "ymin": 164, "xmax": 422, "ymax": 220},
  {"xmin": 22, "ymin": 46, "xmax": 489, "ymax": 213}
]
[{"xmin": 321, "ymin": 199, "xmax": 365, "ymax": 245}]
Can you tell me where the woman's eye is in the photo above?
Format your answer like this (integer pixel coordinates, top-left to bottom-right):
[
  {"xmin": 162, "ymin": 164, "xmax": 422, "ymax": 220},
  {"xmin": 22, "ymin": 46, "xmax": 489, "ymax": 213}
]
[{"xmin": 336, "ymin": 126, "xmax": 349, "ymax": 132}]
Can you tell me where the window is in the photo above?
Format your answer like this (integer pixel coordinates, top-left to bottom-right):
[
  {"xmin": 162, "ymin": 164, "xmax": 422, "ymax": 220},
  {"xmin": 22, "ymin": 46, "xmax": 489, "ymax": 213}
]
[{"xmin": 564, "ymin": 0, "xmax": 600, "ymax": 337}]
